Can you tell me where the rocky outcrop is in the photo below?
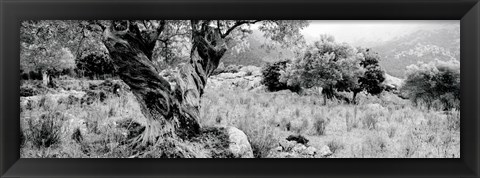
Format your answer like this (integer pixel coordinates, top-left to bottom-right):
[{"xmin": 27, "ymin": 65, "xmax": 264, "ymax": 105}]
[
  {"xmin": 207, "ymin": 65, "xmax": 263, "ymax": 91},
  {"xmin": 383, "ymin": 73, "xmax": 404, "ymax": 91},
  {"xmin": 268, "ymin": 136, "xmax": 332, "ymax": 158}
]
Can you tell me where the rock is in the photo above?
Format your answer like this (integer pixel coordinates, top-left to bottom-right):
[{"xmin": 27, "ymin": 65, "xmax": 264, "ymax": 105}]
[
  {"xmin": 383, "ymin": 73, "xmax": 404, "ymax": 90},
  {"xmin": 292, "ymin": 144, "xmax": 307, "ymax": 153},
  {"xmin": 304, "ymin": 146, "xmax": 317, "ymax": 155},
  {"xmin": 217, "ymin": 72, "xmax": 247, "ymax": 79},
  {"xmin": 226, "ymin": 126, "xmax": 254, "ymax": 158},
  {"xmin": 365, "ymin": 103, "xmax": 385, "ymax": 111},
  {"xmin": 286, "ymin": 134, "xmax": 309, "ymax": 145},
  {"xmin": 272, "ymin": 146, "xmax": 283, "ymax": 152},
  {"xmin": 317, "ymin": 145, "xmax": 333, "ymax": 157},
  {"xmin": 279, "ymin": 140, "xmax": 296, "ymax": 151}
]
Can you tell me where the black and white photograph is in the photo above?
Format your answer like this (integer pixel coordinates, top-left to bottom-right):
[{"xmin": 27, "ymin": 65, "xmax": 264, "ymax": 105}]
[{"xmin": 19, "ymin": 20, "xmax": 460, "ymax": 158}]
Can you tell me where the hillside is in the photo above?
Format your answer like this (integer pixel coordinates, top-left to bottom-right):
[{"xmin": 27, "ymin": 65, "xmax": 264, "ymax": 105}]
[
  {"xmin": 222, "ymin": 25, "xmax": 460, "ymax": 79},
  {"xmin": 372, "ymin": 27, "xmax": 460, "ymax": 78}
]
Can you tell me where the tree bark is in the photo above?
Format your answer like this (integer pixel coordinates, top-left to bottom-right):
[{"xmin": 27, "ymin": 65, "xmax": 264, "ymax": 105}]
[
  {"xmin": 352, "ymin": 91, "xmax": 358, "ymax": 105},
  {"xmin": 322, "ymin": 85, "xmax": 334, "ymax": 105},
  {"xmin": 102, "ymin": 20, "xmax": 227, "ymax": 145},
  {"xmin": 42, "ymin": 70, "xmax": 49, "ymax": 86}
]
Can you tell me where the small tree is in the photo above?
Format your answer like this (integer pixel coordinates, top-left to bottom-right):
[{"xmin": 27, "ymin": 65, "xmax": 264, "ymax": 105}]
[
  {"xmin": 281, "ymin": 35, "xmax": 364, "ymax": 104},
  {"xmin": 348, "ymin": 48, "xmax": 385, "ymax": 104},
  {"xmin": 401, "ymin": 59, "xmax": 460, "ymax": 110}
]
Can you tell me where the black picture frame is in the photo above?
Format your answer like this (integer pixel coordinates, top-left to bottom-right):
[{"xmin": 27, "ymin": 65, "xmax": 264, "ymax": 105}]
[{"xmin": 1, "ymin": 0, "xmax": 479, "ymax": 177}]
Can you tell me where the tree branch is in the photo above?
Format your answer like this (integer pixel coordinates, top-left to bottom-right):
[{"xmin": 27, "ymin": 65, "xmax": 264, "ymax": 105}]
[{"xmin": 221, "ymin": 20, "xmax": 262, "ymax": 38}]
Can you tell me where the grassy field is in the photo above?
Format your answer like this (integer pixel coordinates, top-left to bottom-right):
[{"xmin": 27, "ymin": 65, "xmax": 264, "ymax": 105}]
[
  {"xmin": 200, "ymin": 84, "xmax": 460, "ymax": 158},
  {"xmin": 20, "ymin": 79, "xmax": 460, "ymax": 158}
]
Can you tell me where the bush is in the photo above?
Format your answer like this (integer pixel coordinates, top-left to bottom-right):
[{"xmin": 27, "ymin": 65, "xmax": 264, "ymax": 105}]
[
  {"xmin": 20, "ymin": 87, "xmax": 38, "ymax": 97},
  {"xmin": 313, "ymin": 114, "xmax": 328, "ymax": 135},
  {"xmin": 28, "ymin": 112, "xmax": 62, "ymax": 148},
  {"xmin": 76, "ymin": 52, "xmax": 116, "ymax": 79},
  {"xmin": 401, "ymin": 60, "xmax": 460, "ymax": 110},
  {"xmin": 289, "ymin": 118, "xmax": 309, "ymax": 134},
  {"xmin": 362, "ymin": 134, "xmax": 387, "ymax": 157},
  {"xmin": 20, "ymin": 128, "xmax": 26, "ymax": 148},
  {"xmin": 261, "ymin": 60, "xmax": 301, "ymax": 92},
  {"xmin": 362, "ymin": 112, "xmax": 379, "ymax": 130},
  {"xmin": 386, "ymin": 125, "xmax": 397, "ymax": 138},
  {"xmin": 28, "ymin": 70, "xmax": 43, "ymax": 80},
  {"xmin": 326, "ymin": 139, "xmax": 344, "ymax": 154},
  {"xmin": 236, "ymin": 116, "xmax": 278, "ymax": 158},
  {"xmin": 71, "ymin": 128, "xmax": 84, "ymax": 144},
  {"xmin": 247, "ymin": 125, "xmax": 278, "ymax": 158}
]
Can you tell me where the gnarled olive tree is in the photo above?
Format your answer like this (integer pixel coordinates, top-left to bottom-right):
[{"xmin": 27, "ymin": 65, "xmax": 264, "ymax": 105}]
[{"xmin": 99, "ymin": 20, "xmax": 308, "ymax": 145}]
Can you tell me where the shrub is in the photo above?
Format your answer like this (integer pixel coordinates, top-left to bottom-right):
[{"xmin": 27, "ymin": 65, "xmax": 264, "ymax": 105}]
[
  {"xmin": 76, "ymin": 52, "xmax": 116, "ymax": 79},
  {"xmin": 345, "ymin": 110, "xmax": 358, "ymax": 131},
  {"xmin": 261, "ymin": 60, "xmax": 301, "ymax": 92},
  {"xmin": 71, "ymin": 128, "xmax": 84, "ymax": 144},
  {"xmin": 20, "ymin": 87, "xmax": 38, "ymax": 97},
  {"xmin": 326, "ymin": 139, "xmax": 344, "ymax": 154},
  {"xmin": 236, "ymin": 116, "xmax": 278, "ymax": 158},
  {"xmin": 362, "ymin": 112, "xmax": 379, "ymax": 130},
  {"xmin": 215, "ymin": 115, "xmax": 222, "ymax": 124},
  {"xmin": 401, "ymin": 131, "xmax": 420, "ymax": 157},
  {"xmin": 81, "ymin": 91, "xmax": 100, "ymax": 105},
  {"xmin": 20, "ymin": 128, "xmax": 26, "ymax": 148},
  {"xmin": 313, "ymin": 114, "xmax": 328, "ymax": 135},
  {"xmin": 290, "ymin": 118, "xmax": 309, "ymax": 134},
  {"xmin": 28, "ymin": 112, "xmax": 62, "ymax": 148},
  {"xmin": 362, "ymin": 134, "xmax": 387, "ymax": 157},
  {"xmin": 386, "ymin": 125, "xmax": 397, "ymax": 138},
  {"xmin": 224, "ymin": 64, "xmax": 241, "ymax": 73},
  {"xmin": 38, "ymin": 95, "xmax": 56, "ymax": 111}
]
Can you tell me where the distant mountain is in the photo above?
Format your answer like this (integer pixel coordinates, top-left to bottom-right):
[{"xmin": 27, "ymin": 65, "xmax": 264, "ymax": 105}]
[
  {"xmin": 222, "ymin": 25, "xmax": 460, "ymax": 79},
  {"xmin": 371, "ymin": 26, "xmax": 460, "ymax": 78}
]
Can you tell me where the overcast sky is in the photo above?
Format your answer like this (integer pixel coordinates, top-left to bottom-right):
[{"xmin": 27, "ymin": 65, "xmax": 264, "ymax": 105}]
[{"xmin": 301, "ymin": 20, "xmax": 459, "ymax": 47}]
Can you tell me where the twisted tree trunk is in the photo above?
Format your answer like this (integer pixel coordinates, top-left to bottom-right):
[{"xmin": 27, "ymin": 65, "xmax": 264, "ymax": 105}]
[{"xmin": 102, "ymin": 20, "xmax": 226, "ymax": 145}]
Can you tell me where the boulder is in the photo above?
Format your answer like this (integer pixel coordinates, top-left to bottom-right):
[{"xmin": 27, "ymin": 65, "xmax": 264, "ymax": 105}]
[
  {"xmin": 292, "ymin": 144, "xmax": 307, "ymax": 153},
  {"xmin": 225, "ymin": 126, "xmax": 254, "ymax": 158},
  {"xmin": 317, "ymin": 145, "xmax": 333, "ymax": 157},
  {"xmin": 304, "ymin": 146, "xmax": 317, "ymax": 155}
]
